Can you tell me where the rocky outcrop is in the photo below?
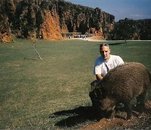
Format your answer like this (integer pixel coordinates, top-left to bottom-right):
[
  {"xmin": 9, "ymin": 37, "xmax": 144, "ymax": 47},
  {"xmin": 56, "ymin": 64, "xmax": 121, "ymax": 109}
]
[{"xmin": 0, "ymin": 0, "xmax": 115, "ymax": 42}]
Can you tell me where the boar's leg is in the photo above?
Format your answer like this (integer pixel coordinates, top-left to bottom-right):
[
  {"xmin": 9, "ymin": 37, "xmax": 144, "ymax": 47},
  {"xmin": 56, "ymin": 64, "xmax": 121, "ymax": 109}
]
[
  {"xmin": 136, "ymin": 92, "xmax": 146, "ymax": 112},
  {"xmin": 110, "ymin": 106, "xmax": 116, "ymax": 119},
  {"xmin": 124, "ymin": 102, "xmax": 132, "ymax": 120},
  {"xmin": 103, "ymin": 109, "xmax": 115, "ymax": 119}
]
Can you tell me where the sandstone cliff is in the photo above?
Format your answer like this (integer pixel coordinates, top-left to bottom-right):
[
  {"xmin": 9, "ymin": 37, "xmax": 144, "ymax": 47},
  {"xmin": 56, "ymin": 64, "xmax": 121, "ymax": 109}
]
[{"xmin": 0, "ymin": 0, "xmax": 115, "ymax": 42}]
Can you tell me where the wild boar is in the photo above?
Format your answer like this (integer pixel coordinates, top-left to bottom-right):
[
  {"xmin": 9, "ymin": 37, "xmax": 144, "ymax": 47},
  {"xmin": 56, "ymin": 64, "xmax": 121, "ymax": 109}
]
[{"xmin": 90, "ymin": 62, "xmax": 151, "ymax": 119}]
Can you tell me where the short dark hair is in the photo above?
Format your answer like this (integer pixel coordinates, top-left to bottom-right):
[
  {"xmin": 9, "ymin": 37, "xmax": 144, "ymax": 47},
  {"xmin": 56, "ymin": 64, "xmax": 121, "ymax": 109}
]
[{"xmin": 100, "ymin": 43, "xmax": 109, "ymax": 49}]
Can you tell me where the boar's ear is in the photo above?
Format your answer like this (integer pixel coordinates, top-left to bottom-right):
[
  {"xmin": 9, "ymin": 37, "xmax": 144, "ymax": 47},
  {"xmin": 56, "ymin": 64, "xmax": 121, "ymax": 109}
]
[
  {"xmin": 90, "ymin": 80, "xmax": 101, "ymax": 87},
  {"xmin": 90, "ymin": 80, "xmax": 97, "ymax": 87}
]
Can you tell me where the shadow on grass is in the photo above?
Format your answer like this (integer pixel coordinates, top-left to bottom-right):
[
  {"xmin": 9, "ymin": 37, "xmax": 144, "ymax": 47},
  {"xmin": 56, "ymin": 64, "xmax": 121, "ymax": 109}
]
[
  {"xmin": 49, "ymin": 106, "xmax": 103, "ymax": 128},
  {"xmin": 49, "ymin": 101, "xmax": 151, "ymax": 129}
]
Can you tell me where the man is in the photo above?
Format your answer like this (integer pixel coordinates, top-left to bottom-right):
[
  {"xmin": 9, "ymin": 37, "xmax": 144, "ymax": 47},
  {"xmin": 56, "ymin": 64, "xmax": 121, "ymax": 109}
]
[
  {"xmin": 90, "ymin": 43, "xmax": 124, "ymax": 109},
  {"xmin": 94, "ymin": 43, "xmax": 124, "ymax": 80}
]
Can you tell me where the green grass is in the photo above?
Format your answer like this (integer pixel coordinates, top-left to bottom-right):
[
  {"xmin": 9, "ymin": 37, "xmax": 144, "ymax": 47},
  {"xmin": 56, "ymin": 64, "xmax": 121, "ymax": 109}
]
[{"xmin": 0, "ymin": 39, "xmax": 151, "ymax": 129}]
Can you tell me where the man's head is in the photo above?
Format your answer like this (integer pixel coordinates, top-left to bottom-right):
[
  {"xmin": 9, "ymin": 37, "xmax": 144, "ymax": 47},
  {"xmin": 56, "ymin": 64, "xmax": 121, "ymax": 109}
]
[{"xmin": 100, "ymin": 43, "xmax": 111, "ymax": 61}]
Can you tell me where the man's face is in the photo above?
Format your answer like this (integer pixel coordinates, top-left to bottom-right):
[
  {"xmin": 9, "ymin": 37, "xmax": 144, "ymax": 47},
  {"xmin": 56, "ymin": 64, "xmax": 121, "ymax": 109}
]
[{"xmin": 100, "ymin": 46, "xmax": 110, "ymax": 60}]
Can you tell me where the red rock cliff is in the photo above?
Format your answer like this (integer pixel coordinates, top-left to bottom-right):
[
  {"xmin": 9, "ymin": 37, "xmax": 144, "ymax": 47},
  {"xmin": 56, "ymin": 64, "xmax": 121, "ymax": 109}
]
[{"xmin": 39, "ymin": 10, "xmax": 63, "ymax": 40}]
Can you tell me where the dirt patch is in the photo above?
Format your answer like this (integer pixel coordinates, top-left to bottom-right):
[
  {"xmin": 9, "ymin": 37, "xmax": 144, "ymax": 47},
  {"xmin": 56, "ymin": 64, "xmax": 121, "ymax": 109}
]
[
  {"xmin": 49, "ymin": 100, "xmax": 151, "ymax": 129},
  {"xmin": 81, "ymin": 100, "xmax": 151, "ymax": 130}
]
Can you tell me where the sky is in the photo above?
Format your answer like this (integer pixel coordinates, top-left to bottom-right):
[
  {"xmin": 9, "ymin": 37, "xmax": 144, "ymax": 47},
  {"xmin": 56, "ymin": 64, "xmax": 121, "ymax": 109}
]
[{"xmin": 64, "ymin": 0, "xmax": 151, "ymax": 21}]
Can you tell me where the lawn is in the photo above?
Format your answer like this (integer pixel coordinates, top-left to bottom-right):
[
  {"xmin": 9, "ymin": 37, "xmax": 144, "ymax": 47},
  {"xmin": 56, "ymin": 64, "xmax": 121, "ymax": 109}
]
[{"xmin": 0, "ymin": 39, "xmax": 151, "ymax": 129}]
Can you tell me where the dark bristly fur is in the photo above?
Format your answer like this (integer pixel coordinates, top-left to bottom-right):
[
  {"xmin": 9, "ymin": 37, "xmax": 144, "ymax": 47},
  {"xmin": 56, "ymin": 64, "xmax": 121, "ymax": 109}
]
[{"xmin": 90, "ymin": 62, "xmax": 151, "ymax": 120}]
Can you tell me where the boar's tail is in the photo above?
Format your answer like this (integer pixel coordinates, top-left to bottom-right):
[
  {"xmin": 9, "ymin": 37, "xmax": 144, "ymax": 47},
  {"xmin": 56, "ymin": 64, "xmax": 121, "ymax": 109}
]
[
  {"xmin": 150, "ymin": 71, "xmax": 151, "ymax": 82},
  {"xmin": 149, "ymin": 70, "xmax": 151, "ymax": 83}
]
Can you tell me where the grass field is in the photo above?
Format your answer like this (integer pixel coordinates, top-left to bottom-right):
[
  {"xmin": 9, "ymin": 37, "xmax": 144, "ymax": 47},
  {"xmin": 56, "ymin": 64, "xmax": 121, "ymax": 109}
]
[{"xmin": 0, "ymin": 39, "xmax": 151, "ymax": 129}]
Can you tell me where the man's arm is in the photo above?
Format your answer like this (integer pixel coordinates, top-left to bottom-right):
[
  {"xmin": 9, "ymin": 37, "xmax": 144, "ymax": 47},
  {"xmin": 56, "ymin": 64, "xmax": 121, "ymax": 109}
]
[{"xmin": 96, "ymin": 74, "xmax": 104, "ymax": 80}]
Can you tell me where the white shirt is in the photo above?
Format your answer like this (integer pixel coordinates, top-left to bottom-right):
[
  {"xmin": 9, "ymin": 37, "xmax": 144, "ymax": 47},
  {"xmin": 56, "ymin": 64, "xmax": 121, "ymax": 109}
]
[{"xmin": 94, "ymin": 55, "xmax": 124, "ymax": 77}]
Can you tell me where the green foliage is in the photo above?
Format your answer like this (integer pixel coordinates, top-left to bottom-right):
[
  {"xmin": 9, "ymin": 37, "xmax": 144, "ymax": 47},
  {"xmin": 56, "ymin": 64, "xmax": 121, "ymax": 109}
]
[
  {"xmin": 0, "ymin": 40, "xmax": 151, "ymax": 129},
  {"xmin": 110, "ymin": 18, "xmax": 151, "ymax": 40}
]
